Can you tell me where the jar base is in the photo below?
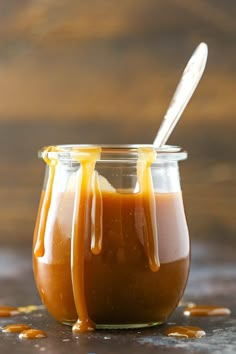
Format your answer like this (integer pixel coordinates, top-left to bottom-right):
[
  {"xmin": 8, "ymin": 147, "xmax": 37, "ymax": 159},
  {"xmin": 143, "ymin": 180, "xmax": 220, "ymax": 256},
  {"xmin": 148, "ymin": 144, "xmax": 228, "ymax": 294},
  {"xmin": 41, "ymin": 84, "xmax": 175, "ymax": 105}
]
[
  {"xmin": 62, "ymin": 321, "xmax": 163, "ymax": 330},
  {"xmin": 96, "ymin": 322, "xmax": 163, "ymax": 330}
]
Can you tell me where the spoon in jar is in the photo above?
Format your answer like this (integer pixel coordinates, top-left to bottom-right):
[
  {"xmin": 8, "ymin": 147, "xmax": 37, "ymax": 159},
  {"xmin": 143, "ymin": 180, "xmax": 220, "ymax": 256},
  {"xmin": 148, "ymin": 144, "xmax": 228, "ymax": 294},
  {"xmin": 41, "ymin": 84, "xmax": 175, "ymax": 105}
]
[{"xmin": 153, "ymin": 42, "xmax": 208, "ymax": 148}]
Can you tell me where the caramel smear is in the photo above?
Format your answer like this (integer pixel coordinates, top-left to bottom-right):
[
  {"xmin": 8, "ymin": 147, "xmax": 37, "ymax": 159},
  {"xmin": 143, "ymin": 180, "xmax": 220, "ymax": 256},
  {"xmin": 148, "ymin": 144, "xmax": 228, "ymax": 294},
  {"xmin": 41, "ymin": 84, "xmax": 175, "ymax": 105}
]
[
  {"xmin": 137, "ymin": 147, "xmax": 160, "ymax": 272},
  {"xmin": 0, "ymin": 306, "xmax": 20, "ymax": 317},
  {"xmin": 184, "ymin": 305, "xmax": 231, "ymax": 316},
  {"xmin": 71, "ymin": 147, "xmax": 101, "ymax": 334},
  {"xmin": 165, "ymin": 326, "xmax": 206, "ymax": 338},
  {"xmin": 19, "ymin": 329, "xmax": 47, "ymax": 339},
  {"xmin": 18, "ymin": 305, "xmax": 45, "ymax": 313},
  {"xmin": 34, "ymin": 146, "xmax": 58, "ymax": 257},
  {"xmin": 2, "ymin": 324, "xmax": 31, "ymax": 333}
]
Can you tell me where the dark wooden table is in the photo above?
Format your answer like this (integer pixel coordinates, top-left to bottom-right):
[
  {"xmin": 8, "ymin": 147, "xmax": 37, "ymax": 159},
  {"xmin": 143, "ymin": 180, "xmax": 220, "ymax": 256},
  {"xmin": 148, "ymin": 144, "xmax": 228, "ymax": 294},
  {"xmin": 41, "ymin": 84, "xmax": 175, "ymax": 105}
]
[
  {"xmin": 0, "ymin": 0, "xmax": 236, "ymax": 247},
  {"xmin": 0, "ymin": 240, "xmax": 235, "ymax": 354}
]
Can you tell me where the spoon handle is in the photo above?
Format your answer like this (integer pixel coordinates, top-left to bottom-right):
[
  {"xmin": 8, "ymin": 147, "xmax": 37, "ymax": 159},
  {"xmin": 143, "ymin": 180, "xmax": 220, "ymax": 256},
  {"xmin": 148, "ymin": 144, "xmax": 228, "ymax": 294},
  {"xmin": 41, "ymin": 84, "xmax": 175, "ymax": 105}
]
[{"xmin": 153, "ymin": 42, "xmax": 208, "ymax": 148}]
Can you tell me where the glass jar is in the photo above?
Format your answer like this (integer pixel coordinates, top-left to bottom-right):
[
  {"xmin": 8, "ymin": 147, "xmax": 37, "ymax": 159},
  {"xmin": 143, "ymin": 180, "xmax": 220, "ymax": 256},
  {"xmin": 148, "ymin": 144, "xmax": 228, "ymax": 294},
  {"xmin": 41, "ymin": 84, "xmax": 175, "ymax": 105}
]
[{"xmin": 33, "ymin": 144, "xmax": 190, "ymax": 332}]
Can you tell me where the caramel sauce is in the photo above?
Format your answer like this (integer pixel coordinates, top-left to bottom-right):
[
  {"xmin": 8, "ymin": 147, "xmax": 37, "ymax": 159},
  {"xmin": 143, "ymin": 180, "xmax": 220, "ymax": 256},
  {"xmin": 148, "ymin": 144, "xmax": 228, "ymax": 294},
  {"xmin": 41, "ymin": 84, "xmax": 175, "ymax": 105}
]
[
  {"xmin": 137, "ymin": 147, "xmax": 160, "ymax": 272},
  {"xmin": 0, "ymin": 306, "xmax": 20, "ymax": 317},
  {"xmin": 19, "ymin": 329, "xmax": 47, "ymax": 339},
  {"xmin": 2, "ymin": 324, "xmax": 31, "ymax": 333},
  {"xmin": 33, "ymin": 146, "xmax": 174, "ymax": 333},
  {"xmin": 71, "ymin": 147, "xmax": 101, "ymax": 333},
  {"xmin": 184, "ymin": 305, "xmax": 231, "ymax": 316},
  {"xmin": 34, "ymin": 146, "xmax": 57, "ymax": 257},
  {"xmin": 164, "ymin": 326, "xmax": 206, "ymax": 338},
  {"xmin": 34, "ymin": 192, "xmax": 189, "ymax": 325},
  {"xmin": 91, "ymin": 170, "xmax": 103, "ymax": 255}
]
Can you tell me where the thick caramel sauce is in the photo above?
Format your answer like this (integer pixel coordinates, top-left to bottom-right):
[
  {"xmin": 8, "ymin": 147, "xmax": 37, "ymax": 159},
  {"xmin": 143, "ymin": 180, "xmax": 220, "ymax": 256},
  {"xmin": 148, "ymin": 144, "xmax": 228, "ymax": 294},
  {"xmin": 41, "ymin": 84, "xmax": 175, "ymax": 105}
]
[
  {"xmin": 164, "ymin": 326, "xmax": 206, "ymax": 338},
  {"xmin": 2, "ymin": 324, "xmax": 31, "ymax": 333},
  {"xmin": 184, "ymin": 305, "xmax": 231, "ymax": 316},
  {"xmin": 0, "ymin": 306, "xmax": 20, "ymax": 317},
  {"xmin": 91, "ymin": 170, "xmax": 103, "ymax": 255},
  {"xmin": 34, "ymin": 192, "xmax": 189, "ymax": 325},
  {"xmin": 19, "ymin": 329, "xmax": 47, "ymax": 339},
  {"xmin": 34, "ymin": 146, "xmax": 160, "ymax": 333},
  {"xmin": 34, "ymin": 146, "xmax": 57, "ymax": 257},
  {"xmin": 137, "ymin": 147, "xmax": 160, "ymax": 272},
  {"xmin": 71, "ymin": 147, "xmax": 101, "ymax": 333}
]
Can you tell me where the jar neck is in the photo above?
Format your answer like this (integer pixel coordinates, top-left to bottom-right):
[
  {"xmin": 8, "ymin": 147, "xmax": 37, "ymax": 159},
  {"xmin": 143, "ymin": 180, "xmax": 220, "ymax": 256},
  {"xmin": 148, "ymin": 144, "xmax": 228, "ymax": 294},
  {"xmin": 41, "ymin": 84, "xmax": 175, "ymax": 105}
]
[{"xmin": 39, "ymin": 144, "xmax": 187, "ymax": 164}]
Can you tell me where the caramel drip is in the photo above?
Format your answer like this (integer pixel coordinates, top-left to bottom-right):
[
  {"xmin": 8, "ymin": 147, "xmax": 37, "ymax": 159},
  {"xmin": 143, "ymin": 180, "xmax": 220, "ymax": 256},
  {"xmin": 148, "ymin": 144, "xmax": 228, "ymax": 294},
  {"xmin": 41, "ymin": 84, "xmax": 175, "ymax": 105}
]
[
  {"xmin": 71, "ymin": 147, "xmax": 101, "ymax": 334},
  {"xmin": 91, "ymin": 171, "xmax": 103, "ymax": 255},
  {"xmin": 0, "ymin": 306, "xmax": 20, "ymax": 317},
  {"xmin": 19, "ymin": 329, "xmax": 47, "ymax": 339},
  {"xmin": 137, "ymin": 147, "xmax": 160, "ymax": 272},
  {"xmin": 2, "ymin": 324, "xmax": 31, "ymax": 333},
  {"xmin": 164, "ymin": 326, "xmax": 206, "ymax": 338},
  {"xmin": 184, "ymin": 305, "xmax": 231, "ymax": 316},
  {"xmin": 34, "ymin": 146, "xmax": 57, "ymax": 257}
]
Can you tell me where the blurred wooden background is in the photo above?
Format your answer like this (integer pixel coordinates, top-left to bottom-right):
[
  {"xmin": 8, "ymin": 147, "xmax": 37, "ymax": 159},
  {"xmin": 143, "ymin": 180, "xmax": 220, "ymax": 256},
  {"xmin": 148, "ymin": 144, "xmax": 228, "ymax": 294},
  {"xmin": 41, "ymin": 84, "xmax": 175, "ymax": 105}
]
[{"xmin": 0, "ymin": 0, "xmax": 235, "ymax": 245}]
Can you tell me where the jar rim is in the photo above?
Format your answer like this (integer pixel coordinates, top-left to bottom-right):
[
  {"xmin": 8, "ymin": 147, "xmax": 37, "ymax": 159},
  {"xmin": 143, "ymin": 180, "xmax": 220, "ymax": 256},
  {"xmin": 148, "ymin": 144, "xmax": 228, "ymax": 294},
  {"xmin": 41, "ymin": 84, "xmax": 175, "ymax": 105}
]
[{"xmin": 38, "ymin": 144, "xmax": 187, "ymax": 162}]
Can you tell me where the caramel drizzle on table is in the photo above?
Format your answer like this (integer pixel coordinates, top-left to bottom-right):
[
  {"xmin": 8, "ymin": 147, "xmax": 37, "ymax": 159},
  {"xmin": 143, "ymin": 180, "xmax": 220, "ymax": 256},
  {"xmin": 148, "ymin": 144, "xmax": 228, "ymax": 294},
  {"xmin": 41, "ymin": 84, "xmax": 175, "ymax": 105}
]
[
  {"xmin": 0, "ymin": 306, "xmax": 20, "ymax": 317},
  {"xmin": 0, "ymin": 305, "xmax": 44, "ymax": 318},
  {"xmin": 137, "ymin": 147, "xmax": 160, "ymax": 272},
  {"xmin": 2, "ymin": 325, "xmax": 47, "ymax": 339},
  {"xmin": 184, "ymin": 305, "xmax": 231, "ymax": 316},
  {"xmin": 19, "ymin": 329, "xmax": 47, "ymax": 339},
  {"xmin": 1, "ymin": 310, "xmax": 47, "ymax": 339},
  {"xmin": 34, "ymin": 146, "xmax": 58, "ymax": 257},
  {"xmin": 164, "ymin": 326, "xmax": 206, "ymax": 338},
  {"xmin": 2, "ymin": 324, "xmax": 31, "ymax": 333}
]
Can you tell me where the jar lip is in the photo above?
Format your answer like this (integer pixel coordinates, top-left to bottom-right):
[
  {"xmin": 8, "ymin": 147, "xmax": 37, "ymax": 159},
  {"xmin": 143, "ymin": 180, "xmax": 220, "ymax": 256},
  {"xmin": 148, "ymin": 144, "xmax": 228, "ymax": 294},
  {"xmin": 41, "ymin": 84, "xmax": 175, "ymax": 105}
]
[{"xmin": 38, "ymin": 144, "xmax": 187, "ymax": 162}]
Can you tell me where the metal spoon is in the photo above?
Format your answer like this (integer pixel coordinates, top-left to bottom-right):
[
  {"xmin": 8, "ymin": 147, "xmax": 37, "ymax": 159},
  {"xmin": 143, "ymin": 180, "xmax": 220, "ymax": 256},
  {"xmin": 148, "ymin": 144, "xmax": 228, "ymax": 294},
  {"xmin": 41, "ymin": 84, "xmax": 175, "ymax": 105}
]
[{"xmin": 153, "ymin": 42, "xmax": 208, "ymax": 148}]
